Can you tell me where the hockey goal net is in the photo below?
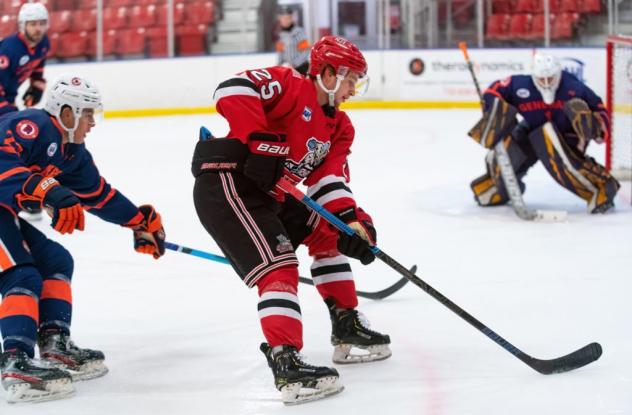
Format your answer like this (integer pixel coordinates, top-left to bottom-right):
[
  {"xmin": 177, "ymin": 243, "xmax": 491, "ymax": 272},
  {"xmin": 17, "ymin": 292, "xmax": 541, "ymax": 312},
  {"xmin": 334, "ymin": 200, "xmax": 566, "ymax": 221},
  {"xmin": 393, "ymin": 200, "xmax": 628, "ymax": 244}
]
[{"xmin": 606, "ymin": 35, "xmax": 632, "ymax": 182}]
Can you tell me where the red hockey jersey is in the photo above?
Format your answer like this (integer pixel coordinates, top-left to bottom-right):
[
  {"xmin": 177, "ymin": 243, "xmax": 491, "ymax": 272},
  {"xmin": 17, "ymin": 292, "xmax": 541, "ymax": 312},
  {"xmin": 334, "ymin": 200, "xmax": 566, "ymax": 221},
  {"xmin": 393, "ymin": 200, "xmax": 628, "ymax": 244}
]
[{"xmin": 213, "ymin": 66, "xmax": 357, "ymax": 214}]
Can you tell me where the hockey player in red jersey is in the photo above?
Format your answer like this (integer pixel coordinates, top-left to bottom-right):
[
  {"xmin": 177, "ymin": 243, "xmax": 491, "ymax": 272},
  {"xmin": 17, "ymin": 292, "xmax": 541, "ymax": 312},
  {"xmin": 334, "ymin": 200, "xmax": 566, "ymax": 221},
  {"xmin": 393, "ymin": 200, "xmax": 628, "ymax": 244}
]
[{"xmin": 193, "ymin": 36, "xmax": 390, "ymax": 404}]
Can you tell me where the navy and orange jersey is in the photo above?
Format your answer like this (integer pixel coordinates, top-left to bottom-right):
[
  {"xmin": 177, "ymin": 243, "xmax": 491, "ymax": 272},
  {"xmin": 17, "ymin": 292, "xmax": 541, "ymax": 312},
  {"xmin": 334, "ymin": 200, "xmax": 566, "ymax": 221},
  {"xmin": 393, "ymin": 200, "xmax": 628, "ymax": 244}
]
[
  {"xmin": 213, "ymin": 65, "xmax": 357, "ymax": 215},
  {"xmin": 483, "ymin": 71, "xmax": 610, "ymax": 138},
  {"xmin": 0, "ymin": 33, "xmax": 50, "ymax": 116},
  {"xmin": 0, "ymin": 109, "xmax": 140, "ymax": 225}
]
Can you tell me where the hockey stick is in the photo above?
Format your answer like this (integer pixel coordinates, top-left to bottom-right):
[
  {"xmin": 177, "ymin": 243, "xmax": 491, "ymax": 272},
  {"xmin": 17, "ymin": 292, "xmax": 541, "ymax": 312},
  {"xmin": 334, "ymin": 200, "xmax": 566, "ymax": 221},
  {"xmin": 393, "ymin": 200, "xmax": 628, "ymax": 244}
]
[
  {"xmin": 276, "ymin": 177, "xmax": 602, "ymax": 374},
  {"xmin": 458, "ymin": 42, "xmax": 567, "ymax": 222},
  {"xmin": 164, "ymin": 241, "xmax": 410, "ymax": 300}
]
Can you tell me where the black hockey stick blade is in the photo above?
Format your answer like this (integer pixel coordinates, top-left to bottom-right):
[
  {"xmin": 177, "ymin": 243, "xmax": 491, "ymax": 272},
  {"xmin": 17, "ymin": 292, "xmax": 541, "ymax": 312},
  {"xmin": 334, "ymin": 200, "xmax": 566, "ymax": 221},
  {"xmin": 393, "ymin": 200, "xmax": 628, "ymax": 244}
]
[
  {"xmin": 298, "ymin": 265, "xmax": 414, "ymax": 300},
  {"xmin": 524, "ymin": 342, "xmax": 603, "ymax": 375}
]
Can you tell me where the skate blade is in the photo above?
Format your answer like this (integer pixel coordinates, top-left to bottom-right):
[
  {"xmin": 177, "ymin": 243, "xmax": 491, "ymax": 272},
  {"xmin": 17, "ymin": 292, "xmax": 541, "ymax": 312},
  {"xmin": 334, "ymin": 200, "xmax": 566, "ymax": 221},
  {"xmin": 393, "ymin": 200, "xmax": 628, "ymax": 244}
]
[
  {"xmin": 6, "ymin": 378, "xmax": 74, "ymax": 404},
  {"xmin": 281, "ymin": 376, "xmax": 343, "ymax": 405},
  {"xmin": 332, "ymin": 344, "xmax": 392, "ymax": 364},
  {"xmin": 68, "ymin": 361, "xmax": 109, "ymax": 382}
]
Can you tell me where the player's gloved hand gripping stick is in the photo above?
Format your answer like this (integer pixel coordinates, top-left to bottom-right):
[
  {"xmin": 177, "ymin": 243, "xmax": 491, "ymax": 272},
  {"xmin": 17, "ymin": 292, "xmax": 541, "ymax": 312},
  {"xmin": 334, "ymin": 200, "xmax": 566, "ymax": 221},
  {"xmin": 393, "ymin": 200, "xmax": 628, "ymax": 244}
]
[{"xmin": 275, "ymin": 176, "xmax": 602, "ymax": 374}]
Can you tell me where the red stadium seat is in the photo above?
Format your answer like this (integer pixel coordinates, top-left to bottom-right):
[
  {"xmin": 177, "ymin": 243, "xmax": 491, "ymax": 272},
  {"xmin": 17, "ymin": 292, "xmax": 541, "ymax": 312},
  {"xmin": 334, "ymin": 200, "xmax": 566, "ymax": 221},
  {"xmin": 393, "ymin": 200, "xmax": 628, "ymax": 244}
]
[
  {"xmin": 2, "ymin": 1, "xmax": 25, "ymax": 16},
  {"xmin": 87, "ymin": 29, "xmax": 116, "ymax": 56},
  {"xmin": 515, "ymin": 0, "xmax": 536, "ymax": 13},
  {"xmin": 492, "ymin": 0, "xmax": 513, "ymax": 14},
  {"xmin": 138, "ymin": 0, "xmax": 166, "ymax": 4},
  {"xmin": 156, "ymin": 3, "xmax": 185, "ymax": 26},
  {"xmin": 551, "ymin": 12, "xmax": 577, "ymax": 38},
  {"xmin": 579, "ymin": 0, "xmax": 601, "ymax": 13},
  {"xmin": 507, "ymin": 13, "xmax": 532, "ymax": 39},
  {"xmin": 53, "ymin": 0, "xmax": 77, "ymax": 12},
  {"xmin": 486, "ymin": 13, "xmax": 510, "ymax": 40},
  {"xmin": 146, "ymin": 26, "xmax": 167, "ymax": 57},
  {"xmin": 71, "ymin": 9, "xmax": 97, "ymax": 32},
  {"xmin": 115, "ymin": 27, "xmax": 146, "ymax": 55},
  {"xmin": 47, "ymin": 31, "xmax": 59, "ymax": 57},
  {"xmin": 57, "ymin": 31, "xmax": 88, "ymax": 58},
  {"xmin": 558, "ymin": 0, "xmax": 580, "ymax": 13},
  {"xmin": 176, "ymin": 23, "xmax": 207, "ymax": 56},
  {"xmin": 105, "ymin": 0, "xmax": 134, "ymax": 6},
  {"xmin": 526, "ymin": 13, "xmax": 555, "ymax": 39},
  {"xmin": 49, "ymin": 10, "xmax": 73, "ymax": 33},
  {"xmin": 0, "ymin": 15, "xmax": 17, "ymax": 39},
  {"xmin": 103, "ymin": 7, "xmax": 128, "ymax": 30},
  {"xmin": 185, "ymin": 1, "xmax": 214, "ymax": 24},
  {"xmin": 76, "ymin": 0, "xmax": 96, "ymax": 10},
  {"xmin": 128, "ymin": 5, "xmax": 157, "ymax": 28}
]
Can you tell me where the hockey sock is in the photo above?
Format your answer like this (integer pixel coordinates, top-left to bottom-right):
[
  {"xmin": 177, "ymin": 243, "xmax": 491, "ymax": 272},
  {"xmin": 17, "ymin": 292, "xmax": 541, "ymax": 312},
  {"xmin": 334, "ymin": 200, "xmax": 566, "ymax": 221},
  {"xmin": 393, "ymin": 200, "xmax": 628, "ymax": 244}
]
[
  {"xmin": 257, "ymin": 267, "xmax": 303, "ymax": 350},
  {"xmin": 310, "ymin": 254, "xmax": 358, "ymax": 309}
]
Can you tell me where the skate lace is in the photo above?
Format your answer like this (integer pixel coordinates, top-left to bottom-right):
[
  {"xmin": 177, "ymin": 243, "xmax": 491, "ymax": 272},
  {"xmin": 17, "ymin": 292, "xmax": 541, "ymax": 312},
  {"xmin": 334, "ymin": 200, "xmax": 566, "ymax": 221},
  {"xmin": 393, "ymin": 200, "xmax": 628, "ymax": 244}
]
[
  {"xmin": 289, "ymin": 350, "xmax": 316, "ymax": 369},
  {"xmin": 353, "ymin": 310, "xmax": 380, "ymax": 335}
]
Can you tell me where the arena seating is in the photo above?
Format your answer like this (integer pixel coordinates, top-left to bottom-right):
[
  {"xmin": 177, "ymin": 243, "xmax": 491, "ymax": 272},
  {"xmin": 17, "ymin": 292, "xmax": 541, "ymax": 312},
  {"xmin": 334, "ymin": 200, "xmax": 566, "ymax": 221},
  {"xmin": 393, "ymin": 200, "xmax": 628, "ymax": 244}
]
[
  {"xmin": 487, "ymin": 0, "xmax": 602, "ymax": 42},
  {"xmin": 0, "ymin": 0, "xmax": 217, "ymax": 60}
]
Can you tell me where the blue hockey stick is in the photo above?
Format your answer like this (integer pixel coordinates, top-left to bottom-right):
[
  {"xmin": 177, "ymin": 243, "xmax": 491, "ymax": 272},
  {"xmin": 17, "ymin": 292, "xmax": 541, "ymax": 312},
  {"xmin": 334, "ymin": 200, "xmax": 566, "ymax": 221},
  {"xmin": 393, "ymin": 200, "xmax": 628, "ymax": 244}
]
[
  {"xmin": 164, "ymin": 241, "xmax": 409, "ymax": 300},
  {"xmin": 274, "ymin": 177, "xmax": 601, "ymax": 374}
]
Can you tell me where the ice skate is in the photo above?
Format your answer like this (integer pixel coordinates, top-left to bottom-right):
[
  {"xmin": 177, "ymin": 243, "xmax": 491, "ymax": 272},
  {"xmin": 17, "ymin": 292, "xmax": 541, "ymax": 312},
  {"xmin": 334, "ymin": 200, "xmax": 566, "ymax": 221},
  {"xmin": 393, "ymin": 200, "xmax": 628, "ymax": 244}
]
[
  {"xmin": 39, "ymin": 329, "xmax": 108, "ymax": 381},
  {"xmin": 260, "ymin": 342, "xmax": 343, "ymax": 405},
  {"xmin": 0, "ymin": 349, "xmax": 74, "ymax": 403},
  {"xmin": 327, "ymin": 299, "xmax": 392, "ymax": 364}
]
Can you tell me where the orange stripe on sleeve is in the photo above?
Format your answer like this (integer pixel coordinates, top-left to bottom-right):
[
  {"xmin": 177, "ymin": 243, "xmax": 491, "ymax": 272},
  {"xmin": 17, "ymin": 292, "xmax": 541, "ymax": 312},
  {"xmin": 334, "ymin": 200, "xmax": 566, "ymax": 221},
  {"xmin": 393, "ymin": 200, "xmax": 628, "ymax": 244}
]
[
  {"xmin": 41, "ymin": 280, "xmax": 72, "ymax": 303},
  {"xmin": 72, "ymin": 177, "xmax": 105, "ymax": 198},
  {"xmin": 0, "ymin": 166, "xmax": 29, "ymax": 182},
  {"xmin": 0, "ymin": 295, "xmax": 39, "ymax": 323}
]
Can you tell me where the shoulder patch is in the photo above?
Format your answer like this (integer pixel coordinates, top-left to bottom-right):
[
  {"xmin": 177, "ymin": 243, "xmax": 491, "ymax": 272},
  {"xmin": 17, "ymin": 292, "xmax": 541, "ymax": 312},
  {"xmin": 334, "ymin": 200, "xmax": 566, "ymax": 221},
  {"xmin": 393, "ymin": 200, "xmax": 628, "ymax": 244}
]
[
  {"xmin": 0, "ymin": 55, "xmax": 9, "ymax": 69},
  {"xmin": 16, "ymin": 120, "xmax": 40, "ymax": 140},
  {"xmin": 19, "ymin": 55, "xmax": 29, "ymax": 66},
  {"xmin": 516, "ymin": 88, "xmax": 530, "ymax": 98}
]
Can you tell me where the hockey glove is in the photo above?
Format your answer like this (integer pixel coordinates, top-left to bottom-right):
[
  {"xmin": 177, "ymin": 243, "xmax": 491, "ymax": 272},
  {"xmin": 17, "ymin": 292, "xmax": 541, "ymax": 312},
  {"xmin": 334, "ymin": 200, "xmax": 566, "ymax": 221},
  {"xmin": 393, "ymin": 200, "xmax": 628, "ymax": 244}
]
[
  {"xmin": 124, "ymin": 205, "xmax": 165, "ymax": 259},
  {"xmin": 335, "ymin": 207, "xmax": 377, "ymax": 265},
  {"xmin": 22, "ymin": 80, "xmax": 46, "ymax": 107},
  {"xmin": 18, "ymin": 174, "xmax": 84, "ymax": 234},
  {"xmin": 243, "ymin": 132, "xmax": 289, "ymax": 192}
]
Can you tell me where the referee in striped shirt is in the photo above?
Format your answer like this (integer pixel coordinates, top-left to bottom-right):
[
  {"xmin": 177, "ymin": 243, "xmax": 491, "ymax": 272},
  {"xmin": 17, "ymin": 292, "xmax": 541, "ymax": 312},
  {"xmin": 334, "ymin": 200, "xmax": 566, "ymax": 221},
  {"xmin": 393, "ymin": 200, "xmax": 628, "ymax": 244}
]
[{"xmin": 276, "ymin": 6, "xmax": 310, "ymax": 75}]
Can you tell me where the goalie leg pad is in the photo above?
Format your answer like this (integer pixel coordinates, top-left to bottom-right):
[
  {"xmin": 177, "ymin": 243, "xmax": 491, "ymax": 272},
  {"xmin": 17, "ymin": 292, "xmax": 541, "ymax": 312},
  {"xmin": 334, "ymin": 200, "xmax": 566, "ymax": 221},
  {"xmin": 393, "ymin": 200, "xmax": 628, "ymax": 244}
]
[
  {"xmin": 468, "ymin": 97, "xmax": 518, "ymax": 148},
  {"xmin": 529, "ymin": 122, "xmax": 620, "ymax": 212}
]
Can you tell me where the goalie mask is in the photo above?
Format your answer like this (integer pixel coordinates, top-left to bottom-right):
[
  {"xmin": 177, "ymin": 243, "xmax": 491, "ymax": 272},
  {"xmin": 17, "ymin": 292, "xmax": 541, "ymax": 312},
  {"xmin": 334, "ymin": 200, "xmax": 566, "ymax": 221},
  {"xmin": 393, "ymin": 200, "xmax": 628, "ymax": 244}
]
[
  {"xmin": 531, "ymin": 53, "xmax": 561, "ymax": 105},
  {"xmin": 309, "ymin": 36, "xmax": 369, "ymax": 107},
  {"xmin": 44, "ymin": 75, "xmax": 103, "ymax": 143}
]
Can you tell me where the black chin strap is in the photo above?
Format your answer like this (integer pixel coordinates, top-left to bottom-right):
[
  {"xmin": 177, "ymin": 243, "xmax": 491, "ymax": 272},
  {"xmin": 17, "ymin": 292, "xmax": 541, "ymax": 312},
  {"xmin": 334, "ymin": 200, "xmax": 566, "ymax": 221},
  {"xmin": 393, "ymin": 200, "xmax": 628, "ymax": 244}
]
[{"xmin": 322, "ymin": 105, "xmax": 335, "ymax": 118}]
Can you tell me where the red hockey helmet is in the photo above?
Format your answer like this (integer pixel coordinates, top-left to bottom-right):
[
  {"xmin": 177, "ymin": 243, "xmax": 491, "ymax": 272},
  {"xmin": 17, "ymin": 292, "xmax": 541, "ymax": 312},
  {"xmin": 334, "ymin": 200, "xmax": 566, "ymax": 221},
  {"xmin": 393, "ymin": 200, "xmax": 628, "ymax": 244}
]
[{"xmin": 308, "ymin": 36, "xmax": 368, "ymax": 78}]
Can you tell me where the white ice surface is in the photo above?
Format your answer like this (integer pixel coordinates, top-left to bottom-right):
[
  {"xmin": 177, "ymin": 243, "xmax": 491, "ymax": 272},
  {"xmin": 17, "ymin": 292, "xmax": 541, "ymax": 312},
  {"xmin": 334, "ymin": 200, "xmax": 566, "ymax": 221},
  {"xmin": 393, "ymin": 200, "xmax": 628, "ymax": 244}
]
[{"xmin": 2, "ymin": 110, "xmax": 631, "ymax": 414}]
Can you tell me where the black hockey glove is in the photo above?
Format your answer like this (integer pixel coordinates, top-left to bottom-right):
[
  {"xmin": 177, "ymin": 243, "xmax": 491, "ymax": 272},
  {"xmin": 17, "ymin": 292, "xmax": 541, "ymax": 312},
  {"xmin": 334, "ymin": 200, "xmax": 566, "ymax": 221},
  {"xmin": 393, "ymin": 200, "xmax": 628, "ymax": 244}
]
[
  {"xmin": 336, "ymin": 207, "xmax": 377, "ymax": 265},
  {"xmin": 22, "ymin": 80, "xmax": 46, "ymax": 107},
  {"xmin": 243, "ymin": 132, "xmax": 289, "ymax": 192}
]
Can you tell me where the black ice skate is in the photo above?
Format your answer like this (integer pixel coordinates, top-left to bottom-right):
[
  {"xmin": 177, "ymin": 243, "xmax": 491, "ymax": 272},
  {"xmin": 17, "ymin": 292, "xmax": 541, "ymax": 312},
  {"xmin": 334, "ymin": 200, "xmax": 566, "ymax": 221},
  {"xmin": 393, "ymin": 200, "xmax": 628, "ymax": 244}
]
[
  {"xmin": 0, "ymin": 349, "xmax": 74, "ymax": 403},
  {"xmin": 260, "ymin": 342, "xmax": 343, "ymax": 405},
  {"xmin": 38, "ymin": 329, "xmax": 108, "ymax": 381},
  {"xmin": 326, "ymin": 299, "xmax": 392, "ymax": 364}
]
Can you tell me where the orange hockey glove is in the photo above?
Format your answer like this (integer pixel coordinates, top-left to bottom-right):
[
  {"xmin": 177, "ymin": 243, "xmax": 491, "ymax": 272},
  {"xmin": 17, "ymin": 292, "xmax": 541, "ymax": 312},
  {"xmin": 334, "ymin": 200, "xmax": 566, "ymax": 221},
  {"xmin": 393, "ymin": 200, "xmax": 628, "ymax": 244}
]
[
  {"xmin": 124, "ymin": 205, "xmax": 165, "ymax": 259},
  {"xmin": 18, "ymin": 174, "xmax": 84, "ymax": 235}
]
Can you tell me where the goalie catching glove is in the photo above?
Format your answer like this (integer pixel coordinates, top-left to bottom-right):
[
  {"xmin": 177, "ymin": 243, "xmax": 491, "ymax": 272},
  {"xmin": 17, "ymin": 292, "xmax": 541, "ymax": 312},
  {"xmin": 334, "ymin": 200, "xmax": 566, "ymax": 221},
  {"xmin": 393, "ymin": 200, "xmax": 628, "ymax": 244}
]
[
  {"xmin": 17, "ymin": 174, "xmax": 84, "ymax": 234},
  {"xmin": 123, "ymin": 205, "xmax": 166, "ymax": 259},
  {"xmin": 335, "ymin": 207, "xmax": 376, "ymax": 265}
]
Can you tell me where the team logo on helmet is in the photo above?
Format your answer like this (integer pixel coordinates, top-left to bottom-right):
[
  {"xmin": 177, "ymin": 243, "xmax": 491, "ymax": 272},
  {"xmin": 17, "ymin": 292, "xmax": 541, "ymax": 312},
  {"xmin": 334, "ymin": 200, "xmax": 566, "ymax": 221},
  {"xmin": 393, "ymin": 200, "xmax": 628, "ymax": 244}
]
[
  {"xmin": 72, "ymin": 77, "xmax": 82, "ymax": 86},
  {"xmin": 47, "ymin": 142, "xmax": 58, "ymax": 157},
  {"xmin": 0, "ymin": 56, "xmax": 8, "ymax": 70},
  {"xmin": 16, "ymin": 120, "xmax": 39, "ymax": 139}
]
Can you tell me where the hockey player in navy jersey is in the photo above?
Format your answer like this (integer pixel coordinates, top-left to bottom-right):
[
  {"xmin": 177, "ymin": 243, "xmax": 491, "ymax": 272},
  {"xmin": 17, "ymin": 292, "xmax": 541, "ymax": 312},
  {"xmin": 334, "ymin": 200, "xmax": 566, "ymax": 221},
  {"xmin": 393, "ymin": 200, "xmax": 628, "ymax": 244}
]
[
  {"xmin": 0, "ymin": 2, "xmax": 50, "ymax": 117},
  {"xmin": 193, "ymin": 36, "xmax": 390, "ymax": 404},
  {"xmin": 0, "ymin": 75, "xmax": 166, "ymax": 403},
  {"xmin": 469, "ymin": 53, "xmax": 619, "ymax": 213}
]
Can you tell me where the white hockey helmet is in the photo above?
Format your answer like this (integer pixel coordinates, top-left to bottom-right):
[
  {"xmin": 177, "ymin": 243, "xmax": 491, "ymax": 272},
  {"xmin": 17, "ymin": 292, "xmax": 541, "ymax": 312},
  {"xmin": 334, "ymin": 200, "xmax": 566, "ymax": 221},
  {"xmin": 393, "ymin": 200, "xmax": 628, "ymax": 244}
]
[
  {"xmin": 531, "ymin": 53, "xmax": 561, "ymax": 105},
  {"xmin": 45, "ymin": 75, "xmax": 103, "ymax": 143},
  {"xmin": 18, "ymin": 2, "xmax": 49, "ymax": 32}
]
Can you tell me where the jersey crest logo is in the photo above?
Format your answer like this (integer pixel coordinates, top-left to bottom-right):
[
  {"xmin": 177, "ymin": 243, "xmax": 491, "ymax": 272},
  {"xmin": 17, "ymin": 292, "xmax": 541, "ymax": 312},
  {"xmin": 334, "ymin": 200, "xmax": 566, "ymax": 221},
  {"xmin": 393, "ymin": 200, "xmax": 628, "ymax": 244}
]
[
  {"xmin": 47, "ymin": 142, "xmax": 58, "ymax": 157},
  {"xmin": 0, "ymin": 56, "xmax": 8, "ymax": 70},
  {"xmin": 16, "ymin": 120, "xmax": 39, "ymax": 140},
  {"xmin": 19, "ymin": 55, "xmax": 30, "ymax": 66},
  {"xmin": 302, "ymin": 106, "xmax": 312, "ymax": 122},
  {"xmin": 285, "ymin": 137, "xmax": 331, "ymax": 179},
  {"xmin": 516, "ymin": 88, "xmax": 530, "ymax": 98},
  {"xmin": 275, "ymin": 234, "xmax": 293, "ymax": 254}
]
